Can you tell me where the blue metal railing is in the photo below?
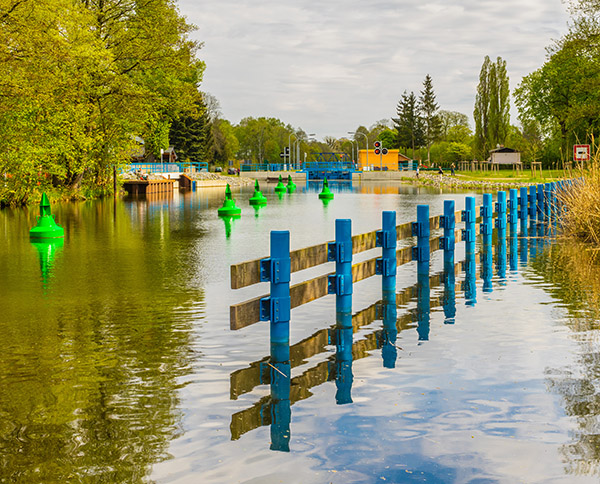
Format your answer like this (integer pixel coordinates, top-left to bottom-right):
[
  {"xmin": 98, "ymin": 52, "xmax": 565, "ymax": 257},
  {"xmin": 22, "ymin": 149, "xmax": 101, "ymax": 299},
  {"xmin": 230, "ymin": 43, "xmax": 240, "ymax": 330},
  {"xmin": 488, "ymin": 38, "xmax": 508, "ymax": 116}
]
[{"xmin": 125, "ymin": 162, "xmax": 208, "ymax": 173}]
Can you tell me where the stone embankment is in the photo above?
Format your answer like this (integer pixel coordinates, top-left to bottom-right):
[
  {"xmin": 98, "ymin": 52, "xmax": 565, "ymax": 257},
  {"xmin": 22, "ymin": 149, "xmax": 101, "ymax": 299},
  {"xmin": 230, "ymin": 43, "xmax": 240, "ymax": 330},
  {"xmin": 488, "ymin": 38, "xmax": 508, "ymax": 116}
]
[
  {"xmin": 416, "ymin": 173, "xmax": 531, "ymax": 190},
  {"xmin": 120, "ymin": 170, "xmax": 255, "ymax": 187}
]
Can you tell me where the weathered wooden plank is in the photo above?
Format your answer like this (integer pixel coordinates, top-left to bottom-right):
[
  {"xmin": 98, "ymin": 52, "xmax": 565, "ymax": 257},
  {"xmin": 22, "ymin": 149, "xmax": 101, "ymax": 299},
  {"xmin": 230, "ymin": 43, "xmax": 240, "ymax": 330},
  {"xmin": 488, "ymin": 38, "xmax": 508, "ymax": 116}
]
[{"xmin": 231, "ymin": 205, "xmax": 479, "ymax": 290}]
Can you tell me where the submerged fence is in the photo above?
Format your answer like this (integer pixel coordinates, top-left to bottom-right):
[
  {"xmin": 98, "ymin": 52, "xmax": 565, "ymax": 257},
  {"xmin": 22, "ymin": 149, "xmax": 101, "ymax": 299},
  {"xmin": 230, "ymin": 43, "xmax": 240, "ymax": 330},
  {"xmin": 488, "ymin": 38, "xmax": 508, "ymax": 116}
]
[{"xmin": 228, "ymin": 180, "xmax": 570, "ymax": 449}]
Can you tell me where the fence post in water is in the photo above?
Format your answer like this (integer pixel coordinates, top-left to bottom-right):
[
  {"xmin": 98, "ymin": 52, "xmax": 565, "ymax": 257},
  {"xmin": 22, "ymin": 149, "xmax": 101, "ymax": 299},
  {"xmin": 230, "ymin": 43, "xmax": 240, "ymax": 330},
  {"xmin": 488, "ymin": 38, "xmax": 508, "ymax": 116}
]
[
  {"xmin": 544, "ymin": 183, "xmax": 552, "ymax": 221},
  {"xmin": 377, "ymin": 211, "xmax": 398, "ymax": 368},
  {"xmin": 495, "ymin": 191, "xmax": 507, "ymax": 232},
  {"xmin": 537, "ymin": 184, "xmax": 545, "ymax": 221},
  {"xmin": 258, "ymin": 231, "xmax": 291, "ymax": 451},
  {"xmin": 509, "ymin": 188, "xmax": 518, "ymax": 237},
  {"xmin": 328, "ymin": 219, "xmax": 353, "ymax": 404},
  {"xmin": 529, "ymin": 185, "xmax": 537, "ymax": 222},
  {"xmin": 413, "ymin": 205, "xmax": 430, "ymax": 340},
  {"xmin": 461, "ymin": 196, "xmax": 476, "ymax": 244},
  {"xmin": 495, "ymin": 191, "xmax": 508, "ymax": 284},
  {"xmin": 481, "ymin": 193, "xmax": 493, "ymax": 294},
  {"xmin": 260, "ymin": 231, "xmax": 291, "ymax": 348},
  {"xmin": 480, "ymin": 193, "xmax": 493, "ymax": 241},
  {"xmin": 463, "ymin": 196, "xmax": 477, "ymax": 307},
  {"xmin": 440, "ymin": 200, "xmax": 456, "ymax": 324},
  {"xmin": 376, "ymin": 211, "xmax": 397, "ymax": 293}
]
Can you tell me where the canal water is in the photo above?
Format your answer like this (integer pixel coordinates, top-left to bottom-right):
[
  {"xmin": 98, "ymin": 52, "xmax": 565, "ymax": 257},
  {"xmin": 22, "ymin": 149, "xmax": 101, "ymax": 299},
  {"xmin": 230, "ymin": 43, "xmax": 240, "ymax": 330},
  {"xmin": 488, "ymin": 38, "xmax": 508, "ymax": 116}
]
[{"xmin": 1, "ymin": 181, "xmax": 600, "ymax": 483}]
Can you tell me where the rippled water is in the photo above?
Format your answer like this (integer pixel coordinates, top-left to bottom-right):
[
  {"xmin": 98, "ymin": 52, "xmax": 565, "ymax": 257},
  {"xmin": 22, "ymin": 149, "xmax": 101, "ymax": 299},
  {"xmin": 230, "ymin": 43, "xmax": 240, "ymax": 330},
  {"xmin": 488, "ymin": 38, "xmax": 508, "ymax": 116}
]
[{"xmin": 1, "ymin": 180, "xmax": 600, "ymax": 483}]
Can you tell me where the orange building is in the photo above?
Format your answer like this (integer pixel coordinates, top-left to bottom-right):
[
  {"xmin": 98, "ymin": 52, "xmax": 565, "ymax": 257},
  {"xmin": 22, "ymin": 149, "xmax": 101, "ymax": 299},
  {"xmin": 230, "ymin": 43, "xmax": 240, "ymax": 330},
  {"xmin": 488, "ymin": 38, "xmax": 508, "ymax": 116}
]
[{"xmin": 357, "ymin": 149, "xmax": 412, "ymax": 171}]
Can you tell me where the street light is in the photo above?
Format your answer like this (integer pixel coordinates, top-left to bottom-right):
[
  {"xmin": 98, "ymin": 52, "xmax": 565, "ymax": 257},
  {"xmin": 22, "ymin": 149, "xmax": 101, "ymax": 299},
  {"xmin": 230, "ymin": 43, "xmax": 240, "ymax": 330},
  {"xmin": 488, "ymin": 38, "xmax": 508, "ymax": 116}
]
[
  {"xmin": 349, "ymin": 131, "xmax": 368, "ymax": 170},
  {"xmin": 347, "ymin": 138, "xmax": 357, "ymax": 165},
  {"xmin": 296, "ymin": 134, "xmax": 315, "ymax": 170},
  {"xmin": 288, "ymin": 133, "xmax": 296, "ymax": 168}
]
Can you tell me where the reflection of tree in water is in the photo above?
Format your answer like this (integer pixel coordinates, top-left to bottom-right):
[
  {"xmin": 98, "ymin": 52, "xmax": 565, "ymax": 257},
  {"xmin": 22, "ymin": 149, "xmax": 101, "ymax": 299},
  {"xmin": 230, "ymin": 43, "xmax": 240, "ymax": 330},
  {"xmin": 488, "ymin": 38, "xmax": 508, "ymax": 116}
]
[
  {"xmin": 530, "ymin": 242, "xmax": 600, "ymax": 477},
  {"xmin": 0, "ymin": 200, "xmax": 202, "ymax": 483}
]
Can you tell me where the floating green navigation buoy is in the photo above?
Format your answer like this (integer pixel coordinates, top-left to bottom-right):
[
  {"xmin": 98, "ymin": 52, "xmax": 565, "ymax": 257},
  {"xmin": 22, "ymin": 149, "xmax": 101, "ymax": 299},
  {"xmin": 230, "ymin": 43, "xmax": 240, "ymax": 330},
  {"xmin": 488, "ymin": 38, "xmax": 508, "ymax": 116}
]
[
  {"xmin": 29, "ymin": 193, "xmax": 65, "ymax": 239},
  {"xmin": 318, "ymin": 177, "xmax": 334, "ymax": 200},
  {"xmin": 286, "ymin": 175, "xmax": 296, "ymax": 193},
  {"xmin": 249, "ymin": 180, "xmax": 267, "ymax": 206},
  {"xmin": 218, "ymin": 184, "xmax": 242, "ymax": 216},
  {"xmin": 274, "ymin": 175, "xmax": 286, "ymax": 193}
]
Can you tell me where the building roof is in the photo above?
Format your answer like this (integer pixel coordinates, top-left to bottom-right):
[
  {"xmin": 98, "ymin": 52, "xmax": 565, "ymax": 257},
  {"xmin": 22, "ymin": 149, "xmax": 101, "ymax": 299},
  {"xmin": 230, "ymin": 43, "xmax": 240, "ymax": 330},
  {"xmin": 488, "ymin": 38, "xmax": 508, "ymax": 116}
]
[{"xmin": 490, "ymin": 146, "xmax": 519, "ymax": 153}]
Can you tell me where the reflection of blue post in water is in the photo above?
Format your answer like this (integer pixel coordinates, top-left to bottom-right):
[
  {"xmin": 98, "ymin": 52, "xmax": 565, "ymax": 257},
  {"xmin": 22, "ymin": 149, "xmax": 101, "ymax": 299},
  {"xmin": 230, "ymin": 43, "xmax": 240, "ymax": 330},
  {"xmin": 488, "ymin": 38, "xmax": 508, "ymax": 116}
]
[
  {"xmin": 480, "ymin": 194, "xmax": 493, "ymax": 293},
  {"xmin": 462, "ymin": 197, "xmax": 476, "ymax": 307},
  {"xmin": 376, "ymin": 211, "xmax": 397, "ymax": 367},
  {"xmin": 495, "ymin": 191, "xmax": 507, "ymax": 283},
  {"xmin": 259, "ymin": 231, "xmax": 291, "ymax": 451},
  {"xmin": 529, "ymin": 185, "xmax": 537, "ymax": 223},
  {"xmin": 328, "ymin": 219, "xmax": 353, "ymax": 404},
  {"xmin": 440, "ymin": 200, "xmax": 456, "ymax": 324},
  {"xmin": 269, "ymin": 342, "xmax": 291, "ymax": 452},
  {"xmin": 413, "ymin": 205, "xmax": 430, "ymax": 340}
]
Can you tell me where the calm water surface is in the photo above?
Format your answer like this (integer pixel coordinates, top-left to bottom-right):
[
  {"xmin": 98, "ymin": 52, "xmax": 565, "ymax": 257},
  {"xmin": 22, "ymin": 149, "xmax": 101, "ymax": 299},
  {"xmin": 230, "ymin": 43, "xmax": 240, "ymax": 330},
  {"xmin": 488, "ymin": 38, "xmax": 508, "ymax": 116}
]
[{"xmin": 1, "ymin": 181, "xmax": 600, "ymax": 483}]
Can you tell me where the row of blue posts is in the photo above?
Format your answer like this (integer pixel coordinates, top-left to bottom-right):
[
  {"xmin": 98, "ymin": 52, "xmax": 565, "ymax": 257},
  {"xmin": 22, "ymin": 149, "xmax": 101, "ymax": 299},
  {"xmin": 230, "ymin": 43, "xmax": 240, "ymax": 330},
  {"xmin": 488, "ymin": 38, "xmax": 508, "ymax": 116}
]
[{"xmin": 255, "ymin": 181, "xmax": 563, "ymax": 451}]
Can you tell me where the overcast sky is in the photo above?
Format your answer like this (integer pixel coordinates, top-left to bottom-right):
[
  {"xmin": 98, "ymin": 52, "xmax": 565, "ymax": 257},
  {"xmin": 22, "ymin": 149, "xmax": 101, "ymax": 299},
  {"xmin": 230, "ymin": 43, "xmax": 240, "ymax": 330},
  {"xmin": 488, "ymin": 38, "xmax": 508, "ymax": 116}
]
[{"xmin": 177, "ymin": 0, "xmax": 571, "ymax": 141}]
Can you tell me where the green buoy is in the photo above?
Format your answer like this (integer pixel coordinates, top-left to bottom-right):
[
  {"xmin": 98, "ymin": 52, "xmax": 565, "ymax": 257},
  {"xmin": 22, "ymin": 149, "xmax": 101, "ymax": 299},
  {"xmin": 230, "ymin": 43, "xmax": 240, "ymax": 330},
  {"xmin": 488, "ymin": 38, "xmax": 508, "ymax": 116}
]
[
  {"xmin": 286, "ymin": 175, "xmax": 296, "ymax": 193},
  {"xmin": 218, "ymin": 184, "xmax": 242, "ymax": 216},
  {"xmin": 318, "ymin": 177, "xmax": 334, "ymax": 200},
  {"xmin": 274, "ymin": 175, "xmax": 286, "ymax": 193},
  {"xmin": 249, "ymin": 180, "xmax": 267, "ymax": 206},
  {"xmin": 29, "ymin": 193, "xmax": 65, "ymax": 239}
]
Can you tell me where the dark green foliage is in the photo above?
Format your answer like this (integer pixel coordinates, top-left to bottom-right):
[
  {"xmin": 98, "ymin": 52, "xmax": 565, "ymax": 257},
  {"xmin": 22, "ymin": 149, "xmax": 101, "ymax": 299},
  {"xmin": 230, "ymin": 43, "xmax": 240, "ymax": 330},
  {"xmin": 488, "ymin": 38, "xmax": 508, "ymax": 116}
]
[
  {"xmin": 393, "ymin": 91, "xmax": 424, "ymax": 159},
  {"xmin": 419, "ymin": 74, "xmax": 442, "ymax": 161},
  {"xmin": 170, "ymin": 94, "xmax": 213, "ymax": 162}
]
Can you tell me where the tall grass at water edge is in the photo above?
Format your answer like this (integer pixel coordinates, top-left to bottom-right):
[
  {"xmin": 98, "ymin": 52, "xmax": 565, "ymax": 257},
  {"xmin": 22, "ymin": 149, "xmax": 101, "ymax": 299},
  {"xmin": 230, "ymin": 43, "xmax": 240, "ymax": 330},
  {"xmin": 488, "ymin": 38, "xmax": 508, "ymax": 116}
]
[{"xmin": 559, "ymin": 158, "xmax": 600, "ymax": 246}]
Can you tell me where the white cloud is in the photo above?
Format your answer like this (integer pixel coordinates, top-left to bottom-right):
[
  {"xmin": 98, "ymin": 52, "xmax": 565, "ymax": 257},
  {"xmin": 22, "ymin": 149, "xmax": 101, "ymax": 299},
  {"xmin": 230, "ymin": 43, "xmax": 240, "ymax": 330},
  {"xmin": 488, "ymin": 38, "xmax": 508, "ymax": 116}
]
[{"xmin": 178, "ymin": 0, "xmax": 570, "ymax": 139}]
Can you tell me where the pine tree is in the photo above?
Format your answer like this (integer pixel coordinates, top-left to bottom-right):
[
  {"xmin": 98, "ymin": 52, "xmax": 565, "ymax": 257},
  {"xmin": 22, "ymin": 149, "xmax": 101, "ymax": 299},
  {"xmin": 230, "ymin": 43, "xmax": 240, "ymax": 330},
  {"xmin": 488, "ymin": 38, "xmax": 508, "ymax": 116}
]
[
  {"xmin": 419, "ymin": 74, "xmax": 442, "ymax": 162},
  {"xmin": 169, "ymin": 93, "xmax": 213, "ymax": 162},
  {"xmin": 393, "ymin": 91, "xmax": 424, "ymax": 159}
]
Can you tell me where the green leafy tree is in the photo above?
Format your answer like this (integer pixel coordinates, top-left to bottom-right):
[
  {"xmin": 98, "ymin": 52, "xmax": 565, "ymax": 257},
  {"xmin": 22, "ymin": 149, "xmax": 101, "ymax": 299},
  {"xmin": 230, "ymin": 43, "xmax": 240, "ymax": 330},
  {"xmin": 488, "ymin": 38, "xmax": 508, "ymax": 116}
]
[
  {"xmin": 419, "ymin": 74, "xmax": 442, "ymax": 162},
  {"xmin": 212, "ymin": 119, "xmax": 239, "ymax": 165},
  {"xmin": 0, "ymin": 0, "xmax": 203, "ymax": 205},
  {"xmin": 439, "ymin": 111, "xmax": 470, "ymax": 140}
]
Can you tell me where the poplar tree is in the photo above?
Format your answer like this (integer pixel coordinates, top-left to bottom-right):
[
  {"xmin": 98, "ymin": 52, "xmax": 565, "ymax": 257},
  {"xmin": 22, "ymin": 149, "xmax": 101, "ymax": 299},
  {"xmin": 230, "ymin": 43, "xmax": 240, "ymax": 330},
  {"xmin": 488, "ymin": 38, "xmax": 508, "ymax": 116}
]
[
  {"xmin": 474, "ymin": 56, "xmax": 510, "ymax": 159},
  {"xmin": 419, "ymin": 74, "xmax": 442, "ymax": 162}
]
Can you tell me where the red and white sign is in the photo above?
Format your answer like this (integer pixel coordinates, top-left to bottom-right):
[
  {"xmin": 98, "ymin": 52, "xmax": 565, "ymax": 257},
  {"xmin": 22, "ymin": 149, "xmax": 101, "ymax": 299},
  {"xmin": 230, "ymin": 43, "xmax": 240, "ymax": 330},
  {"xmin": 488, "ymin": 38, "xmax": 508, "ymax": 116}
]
[{"xmin": 574, "ymin": 144, "xmax": 590, "ymax": 162}]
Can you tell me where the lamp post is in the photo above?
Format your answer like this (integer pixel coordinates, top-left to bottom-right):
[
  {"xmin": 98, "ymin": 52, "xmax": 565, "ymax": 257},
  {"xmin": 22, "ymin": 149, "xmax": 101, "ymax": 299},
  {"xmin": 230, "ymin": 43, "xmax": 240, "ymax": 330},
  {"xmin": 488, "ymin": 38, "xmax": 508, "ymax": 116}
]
[
  {"xmin": 288, "ymin": 133, "xmax": 296, "ymax": 169},
  {"xmin": 347, "ymin": 139, "xmax": 357, "ymax": 166},
  {"xmin": 350, "ymin": 131, "xmax": 368, "ymax": 170}
]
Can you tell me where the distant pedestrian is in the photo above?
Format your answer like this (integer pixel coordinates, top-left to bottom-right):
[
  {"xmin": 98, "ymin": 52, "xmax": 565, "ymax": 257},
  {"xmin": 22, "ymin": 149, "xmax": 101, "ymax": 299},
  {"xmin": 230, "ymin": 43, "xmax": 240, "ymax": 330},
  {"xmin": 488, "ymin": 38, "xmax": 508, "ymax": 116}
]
[
  {"xmin": 451, "ymin": 163, "xmax": 456, "ymax": 176},
  {"xmin": 416, "ymin": 166, "xmax": 420, "ymax": 178},
  {"xmin": 438, "ymin": 167, "xmax": 443, "ymax": 175}
]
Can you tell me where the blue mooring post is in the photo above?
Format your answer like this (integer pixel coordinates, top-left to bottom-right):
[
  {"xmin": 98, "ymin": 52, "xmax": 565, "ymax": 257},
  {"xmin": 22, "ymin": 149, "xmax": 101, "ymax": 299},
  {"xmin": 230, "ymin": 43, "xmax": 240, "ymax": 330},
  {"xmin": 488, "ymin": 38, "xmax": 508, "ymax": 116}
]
[
  {"xmin": 440, "ymin": 200, "xmax": 456, "ymax": 324},
  {"xmin": 537, "ymin": 184, "xmax": 545, "ymax": 221},
  {"xmin": 544, "ymin": 183, "xmax": 552, "ymax": 221},
  {"xmin": 495, "ymin": 191, "xmax": 507, "ymax": 232},
  {"xmin": 259, "ymin": 231, "xmax": 291, "ymax": 452},
  {"xmin": 529, "ymin": 185, "xmax": 537, "ymax": 222},
  {"xmin": 461, "ymin": 196, "xmax": 476, "ymax": 244},
  {"xmin": 480, "ymin": 193, "xmax": 493, "ymax": 241},
  {"xmin": 412, "ymin": 205, "xmax": 430, "ymax": 263},
  {"xmin": 260, "ymin": 231, "xmax": 291, "ymax": 350},
  {"xmin": 519, "ymin": 186, "xmax": 529, "ymax": 234},
  {"xmin": 328, "ymin": 219, "xmax": 353, "ymax": 405},
  {"xmin": 377, "ymin": 211, "xmax": 398, "ymax": 368},
  {"xmin": 413, "ymin": 205, "xmax": 430, "ymax": 341},
  {"xmin": 463, "ymin": 196, "xmax": 476, "ymax": 307},
  {"xmin": 509, "ymin": 233, "xmax": 518, "ymax": 273},
  {"xmin": 376, "ymin": 211, "xmax": 397, "ymax": 293},
  {"xmin": 509, "ymin": 188, "xmax": 518, "ymax": 237}
]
